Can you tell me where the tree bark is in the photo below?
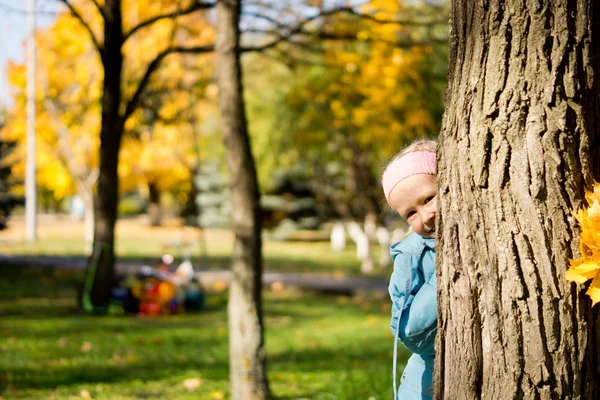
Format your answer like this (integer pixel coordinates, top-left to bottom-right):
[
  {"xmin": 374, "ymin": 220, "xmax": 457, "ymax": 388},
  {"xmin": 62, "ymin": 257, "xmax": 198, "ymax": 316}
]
[
  {"xmin": 82, "ymin": 192, "xmax": 94, "ymax": 255},
  {"xmin": 436, "ymin": 1, "xmax": 600, "ymax": 399},
  {"xmin": 88, "ymin": 0, "xmax": 123, "ymax": 308},
  {"xmin": 215, "ymin": 1, "xmax": 270, "ymax": 399}
]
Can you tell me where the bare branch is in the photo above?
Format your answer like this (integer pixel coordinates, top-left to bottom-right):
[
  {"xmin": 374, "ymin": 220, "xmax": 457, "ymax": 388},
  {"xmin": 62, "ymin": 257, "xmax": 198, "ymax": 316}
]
[
  {"xmin": 123, "ymin": 1, "xmax": 216, "ymax": 44},
  {"xmin": 240, "ymin": 5, "xmax": 448, "ymax": 52},
  {"xmin": 242, "ymin": 29, "xmax": 447, "ymax": 53},
  {"xmin": 121, "ymin": 45, "xmax": 214, "ymax": 124},
  {"xmin": 340, "ymin": 7, "xmax": 447, "ymax": 26},
  {"xmin": 243, "ymin": 12, "xmax": 286, "ymax": 30},
  {"xmin": 240, "ymin": 7, "xmax": 333, "ymax": 53},
  {"xmin": 57, "ymin": 0, "xmax": 103, "ymax": 53},
  {"xmin": 243, "ymin": 7, "xmax": 446, "ymax": 29}
]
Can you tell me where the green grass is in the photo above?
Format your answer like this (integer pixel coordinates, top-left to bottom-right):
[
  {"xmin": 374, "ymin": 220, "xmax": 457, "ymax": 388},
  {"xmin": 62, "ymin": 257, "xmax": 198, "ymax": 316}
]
[{"xmin": 0, "ymin": 266, "xmax": 407, "ymax": 399}]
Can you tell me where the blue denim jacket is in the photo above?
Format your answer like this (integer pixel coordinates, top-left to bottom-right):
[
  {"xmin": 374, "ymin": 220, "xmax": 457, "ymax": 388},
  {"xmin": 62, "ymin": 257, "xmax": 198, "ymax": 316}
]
[{"xmin": 388, "ymin": 233, "xmax": 437, "ymax": 399}]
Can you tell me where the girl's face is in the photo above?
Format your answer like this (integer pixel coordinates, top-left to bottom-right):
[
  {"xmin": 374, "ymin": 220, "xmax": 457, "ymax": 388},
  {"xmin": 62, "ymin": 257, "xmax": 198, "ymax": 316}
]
[{"xmin": 388, "ymin": 174, "xmax": 436, "ymax": 238}]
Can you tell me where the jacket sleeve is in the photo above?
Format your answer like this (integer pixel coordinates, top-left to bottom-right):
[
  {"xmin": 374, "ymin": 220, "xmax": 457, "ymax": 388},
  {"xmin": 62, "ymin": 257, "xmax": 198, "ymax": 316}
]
[{"xmin": 389, "ymin": 252, "xmax": 437, "ymax": 355}]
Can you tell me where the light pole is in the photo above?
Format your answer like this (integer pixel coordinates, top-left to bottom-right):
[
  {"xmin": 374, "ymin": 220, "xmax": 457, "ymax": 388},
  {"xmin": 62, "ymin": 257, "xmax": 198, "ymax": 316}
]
[{"xmin": 25, "ymin": 0, "xmax": 37, "ymax": 241}]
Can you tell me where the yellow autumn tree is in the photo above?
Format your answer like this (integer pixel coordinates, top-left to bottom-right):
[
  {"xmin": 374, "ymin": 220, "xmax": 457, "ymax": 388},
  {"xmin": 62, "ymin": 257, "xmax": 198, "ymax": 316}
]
[
  {"xmin": 120, "ymin": 4, "xmax": 216, "ymax": 225},
  {"xmin": 251, "ymin": 0, "xmax": 448, "ymax": 215},
  {"xmin": 3, "ymin": 0, "xmax": 216, "ymax": 243},
  {"xmin": 322, "ymin": 0, "xmax": 448, "ymax": 160}
]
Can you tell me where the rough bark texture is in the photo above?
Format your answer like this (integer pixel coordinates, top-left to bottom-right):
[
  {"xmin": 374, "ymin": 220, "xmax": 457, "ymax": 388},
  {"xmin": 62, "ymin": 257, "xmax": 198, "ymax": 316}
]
[
  {"xmin": 436, "ymin": 1, "xmax": 600, "ymax": 399},
  {"xmin": 88, "ymin": 0, "xmax": 123, "ymax": 308},
  {"xmin": 215, "ymin": 1, "xmax": 270, "ymax": 399}
]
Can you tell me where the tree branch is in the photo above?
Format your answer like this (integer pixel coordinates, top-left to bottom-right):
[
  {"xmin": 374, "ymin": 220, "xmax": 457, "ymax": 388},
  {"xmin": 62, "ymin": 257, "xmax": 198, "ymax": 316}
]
[
  {"xmin": 240, "ymin": 5, "xmax": 448, "ymax": 52},
  {"xmin": 244, "ymin": 7, "xmax": 446, "ymax": 28},
  {"xmin": 121, "ymin": 45, "xmax": 214, "ymax": 125},
  {"xmin": 89, "ymin": 0, "xmax": 106, "ymax": 20},
  {"xmin": 44, "ymin": 96, "xmax": 89, "ymax": 182},
  {"xmin": 242, "ymin": 30, "xmax": 447, "ymax": 53},
  {"xmin": 123, "ymin": 1, "xmax": 216, "ymax": 44},
  {"xmin": 340, "ymin": 7, "xmax": 447, "ymax": 26},
  {"xmin": 243, "ymin": 11, "xmax": 286, "ymax": 30},
  {"xmin": 57, "ymin": 0, "xmax": 103, "ymax": 53}
]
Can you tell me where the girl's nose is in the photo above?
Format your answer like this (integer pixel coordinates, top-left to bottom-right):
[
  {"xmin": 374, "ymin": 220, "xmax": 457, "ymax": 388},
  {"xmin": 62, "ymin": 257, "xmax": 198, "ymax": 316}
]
[{"xmin": 422, "ymin": 210, "xmax": 435, "ymax": 224}]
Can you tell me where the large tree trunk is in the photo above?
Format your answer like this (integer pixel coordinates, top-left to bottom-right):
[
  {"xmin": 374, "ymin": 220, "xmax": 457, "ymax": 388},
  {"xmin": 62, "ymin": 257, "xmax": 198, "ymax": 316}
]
[
  {"xmin": 215, "ymin": 1, "xmax": 270, "ymax": 399},
  {"xmin": 87, "ymin": 0, "xmax": 123, "ymax": 308},
  {"xmin": 436, "ymin": 1, "xmax": 600, "ymax": 399}
]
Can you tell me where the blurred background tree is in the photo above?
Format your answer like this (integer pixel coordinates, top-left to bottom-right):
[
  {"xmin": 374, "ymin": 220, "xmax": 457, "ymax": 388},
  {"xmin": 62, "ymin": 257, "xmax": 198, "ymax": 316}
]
[{"xmin": 4, "ymin": 0, "xmax": 216, "ymax": 249}]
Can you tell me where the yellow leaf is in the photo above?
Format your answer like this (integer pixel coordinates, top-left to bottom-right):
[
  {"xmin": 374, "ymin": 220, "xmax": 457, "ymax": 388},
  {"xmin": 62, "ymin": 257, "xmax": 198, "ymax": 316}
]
[
  {"xmin": 587, "ymin": 274, "xmax": 600, "ymax": 306},
  {"xmin": 587, "ymin": 199, "xmax": 600, "ymax": 219},
  {"xmin": 565, "ymin": 260, "xmax": 600, "ymax": 283},
  {"xmin": 585, "ymin": 183, "xmax": 600, "ymax": 205}
]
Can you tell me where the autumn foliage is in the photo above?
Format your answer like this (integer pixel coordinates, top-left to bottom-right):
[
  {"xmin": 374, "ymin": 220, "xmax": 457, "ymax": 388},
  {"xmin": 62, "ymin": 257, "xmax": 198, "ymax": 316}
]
[{"xmin": 566, "ymin": 183, "xmax": 600, "ymax": 305}]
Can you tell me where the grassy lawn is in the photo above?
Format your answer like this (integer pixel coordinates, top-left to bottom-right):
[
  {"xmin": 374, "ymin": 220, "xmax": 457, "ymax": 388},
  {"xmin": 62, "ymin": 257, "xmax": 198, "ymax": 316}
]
[
  {"xmin": 0, "ymin": 266, "xmax": 407, "ymax": 399},
  {"xmin": 0, "ymin": 216, "xmax": 390, "ymax": 276}
]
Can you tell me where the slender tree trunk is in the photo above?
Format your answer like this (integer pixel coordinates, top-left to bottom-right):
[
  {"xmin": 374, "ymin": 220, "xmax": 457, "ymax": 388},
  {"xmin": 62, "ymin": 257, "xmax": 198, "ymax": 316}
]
[
  {"xmin": 215, "ymin": 1, "xmax": 270, "ymax": 399},
  {"xmin": 88, "ymin": 0, "xmax": 123, "ymax": 308},
  {"xmin": 436, "ymin": 1, "xmax": 600, "ymax": 398},
  {"xmin": 147, "ymin": 181, "xmax": 162, "ymax": 227}
]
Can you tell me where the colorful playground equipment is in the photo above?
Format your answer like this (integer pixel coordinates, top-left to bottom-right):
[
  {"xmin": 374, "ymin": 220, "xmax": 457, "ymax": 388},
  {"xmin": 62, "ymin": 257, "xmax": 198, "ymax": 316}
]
[{"xmin": 111, "ymin": 254, "xmax": 205, "ymax": 316}]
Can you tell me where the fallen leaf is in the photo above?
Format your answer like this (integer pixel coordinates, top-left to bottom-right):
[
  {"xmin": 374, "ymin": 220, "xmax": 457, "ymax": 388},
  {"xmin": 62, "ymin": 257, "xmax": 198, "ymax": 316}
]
[
  {"xmin": 183, "ymin": 377, "xmax": 203, "ymax": 391},
  {"xmin": 81, "ymin": 342, "xmax": 93, "ymax": 353},
  {"xmin": 152, "ymin": 337, "xmax": 165, "ymax": 346},
  {"xmin": 213, "ymin": 281, "xmax": 227, "ymax": 292},
  {"xmin": 270, "ymin": 281, "xmax": 285, "ymax": 292},
  {"xmin": 210, "ymin": 391, "xmax": 224, "ymax": 400}
]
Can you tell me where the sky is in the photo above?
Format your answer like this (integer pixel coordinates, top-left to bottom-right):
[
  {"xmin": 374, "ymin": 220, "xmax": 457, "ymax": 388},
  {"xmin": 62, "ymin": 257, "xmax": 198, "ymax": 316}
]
[{"xmin": 0, "ymin": 0, "xmax": 61, "ymax": 106}]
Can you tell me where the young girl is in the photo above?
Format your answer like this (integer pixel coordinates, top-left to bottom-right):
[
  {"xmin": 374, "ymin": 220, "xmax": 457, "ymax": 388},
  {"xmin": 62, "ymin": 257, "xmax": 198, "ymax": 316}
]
[{"xmin": 381, "ymin": 139, "xmax": 437, "ymax": 399}]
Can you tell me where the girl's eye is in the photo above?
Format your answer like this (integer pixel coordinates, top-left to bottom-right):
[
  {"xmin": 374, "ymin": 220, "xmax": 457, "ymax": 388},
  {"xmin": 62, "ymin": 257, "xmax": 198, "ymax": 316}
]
[
  {"xmin": 425, "ymin": 196, "xmax": 434, "ymax": 204},
  {"xmin": 406, "ymin": 211, "xmax": 416, "ymax": 219}
]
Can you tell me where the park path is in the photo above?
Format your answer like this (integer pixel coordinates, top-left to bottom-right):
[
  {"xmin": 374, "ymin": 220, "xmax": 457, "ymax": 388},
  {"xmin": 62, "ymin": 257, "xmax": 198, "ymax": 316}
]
[{"xmin": 0, "ymin": 255, "xmax": 389, "ymax": 296}]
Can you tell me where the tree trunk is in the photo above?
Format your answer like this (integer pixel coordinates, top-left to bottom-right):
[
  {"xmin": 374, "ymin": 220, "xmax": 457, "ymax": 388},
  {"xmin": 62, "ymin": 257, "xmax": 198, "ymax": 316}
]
[
  {"xmin": 215, "ymin": 1, "xmax": 270, "ymax": 399},
  {"xmin": 87, "ymin": 0, "xmax": 123, "ymax": 308},
  {"xmin": 82, "ymin": 191, "xmax": 94, "ymax": 255},
  {"xmin": 147, "ymin": 181, "xmax": 162, "ymax": 227},
  {"xmin": 436, "ymin": 1, "xmax": 600, "ymax": 399}
]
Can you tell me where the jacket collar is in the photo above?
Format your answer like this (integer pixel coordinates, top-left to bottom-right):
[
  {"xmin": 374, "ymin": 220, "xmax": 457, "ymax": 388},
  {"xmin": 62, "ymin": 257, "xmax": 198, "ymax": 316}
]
[{"xmin": 423, "ymin": 237, "xmax": 436, "ymax": 250}]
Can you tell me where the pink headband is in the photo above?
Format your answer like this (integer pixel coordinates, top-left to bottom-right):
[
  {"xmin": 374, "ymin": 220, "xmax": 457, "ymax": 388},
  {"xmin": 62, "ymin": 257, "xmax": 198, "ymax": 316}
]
[{"xmin": 382, "ymin": 151, "xmax": 436, "ymax": 204}]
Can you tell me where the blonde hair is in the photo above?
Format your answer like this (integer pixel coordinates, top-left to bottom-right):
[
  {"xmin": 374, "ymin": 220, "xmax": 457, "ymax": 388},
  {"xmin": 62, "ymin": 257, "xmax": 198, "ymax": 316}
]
[
  {"xmin": 396, "ymin": 139, "xmax": 437, "ymax": 158},
  {"xmin": 383, "ymin": 139, "xmax": 437, "ymax": 174}
]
